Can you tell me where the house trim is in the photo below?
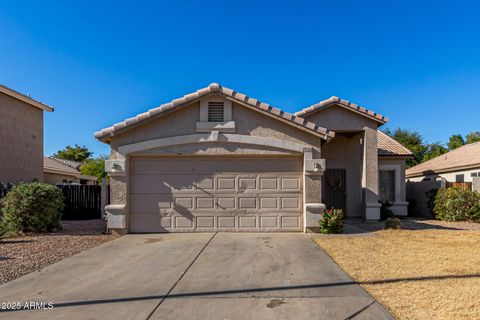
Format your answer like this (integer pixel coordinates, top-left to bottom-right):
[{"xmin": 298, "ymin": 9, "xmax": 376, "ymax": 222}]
[{"xmin": 117, "ymin": 133, "xmax": 310, "ymax": 155}]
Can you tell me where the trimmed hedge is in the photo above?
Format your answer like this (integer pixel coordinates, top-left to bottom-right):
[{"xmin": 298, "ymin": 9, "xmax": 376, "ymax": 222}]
[
  {"xmin": 433, "ymin": 187, "xmax": 480, "ymax": 222},
  {"xmin": 0, "ymin": 183, "xmax": 64, "ymax": 236}
]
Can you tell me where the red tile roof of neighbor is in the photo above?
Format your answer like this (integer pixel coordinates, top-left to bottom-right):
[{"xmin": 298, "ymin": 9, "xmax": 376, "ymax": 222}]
[
  {"xmin": 95, "ymin": 83, "xmax": 335, "ymax": 142},
  {"xmin": 0, "ymin": 84, "xmax": 53, "ymax": 112},
  {"xmin": 406, "ymin": 141, "xmax": 480, "ymax": 177}
]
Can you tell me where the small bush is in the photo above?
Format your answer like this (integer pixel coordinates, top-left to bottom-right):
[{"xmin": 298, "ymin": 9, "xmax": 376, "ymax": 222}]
[
  {"xmin": 319, "ymin": 208, "xmax": 344, "ymax": 234},
  {"xmin": 434, "ymin": 187, "xmax": 480, "ymax": 222},
  {"xmin": 385, "ymin": 217, "xmax": 401, "ymax": 229},
  {"xmin": 380, "ymin": 201, "xmax": 394, "ymax": 220},
  {"xmin": 0, "ymin": 183, "xmax": 64, "ymax": 236}
]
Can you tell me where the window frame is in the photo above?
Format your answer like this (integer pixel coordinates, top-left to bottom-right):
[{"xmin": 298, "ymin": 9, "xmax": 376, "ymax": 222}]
[
  {"xmin": 379, "ymin": 170, "xmax": 395, "ymax": 203},
  {"xmin": 378, "ymin": 163, "xmax": 402, "ymax": 204}
]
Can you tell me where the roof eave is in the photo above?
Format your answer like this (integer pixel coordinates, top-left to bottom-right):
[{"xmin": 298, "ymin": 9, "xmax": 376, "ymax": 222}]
[
  {"xmin": 406, "ymin": 163, "xmax": 480, "ymax": 178},
  {"xmin": 295, "ymin": 97, "xmax": 388, "ymax": 125},
  {"xmin": 0, "ymin": 85, "xmax": 54, "ymax": 112},
  {"xmin": 95, "ymin": 83, "xmax": 335, "ymax": 143}
]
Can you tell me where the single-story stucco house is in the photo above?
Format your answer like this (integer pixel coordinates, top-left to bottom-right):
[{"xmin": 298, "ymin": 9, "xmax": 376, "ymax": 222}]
[
  {"xmin": 406, "ymin": 141, "xmax": 480, "ymax": 183},
  {"xmin": 95, "ymin": 83, "xmax": 411, "ymax": 233},
  {"xmin": 44, "ymin": 156, "xmax": 98, "ymax": 185},
  {"xmin": 0, "ymin": 84, "xmax": 53, "ymax": 183}
]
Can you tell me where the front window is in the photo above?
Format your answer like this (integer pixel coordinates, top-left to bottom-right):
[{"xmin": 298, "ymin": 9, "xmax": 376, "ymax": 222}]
[{"xmin": 379, "ymin": 170, "xmax": 395, "ymax": 202}]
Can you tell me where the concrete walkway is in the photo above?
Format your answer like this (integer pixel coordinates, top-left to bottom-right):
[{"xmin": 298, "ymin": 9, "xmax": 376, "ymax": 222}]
[{"xmin": 0, "ymin": 233, "xmax": 392, "ymax": 320}]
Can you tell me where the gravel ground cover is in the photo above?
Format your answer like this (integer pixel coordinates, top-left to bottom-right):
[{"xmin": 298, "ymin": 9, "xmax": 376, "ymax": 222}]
[
  {"xmin": 0, "ymin": 220, "xmax": 119, "ymax": 284},
  {"xmin": 313, "ymin": 227, "xmax": 480, "ymax": 320}
]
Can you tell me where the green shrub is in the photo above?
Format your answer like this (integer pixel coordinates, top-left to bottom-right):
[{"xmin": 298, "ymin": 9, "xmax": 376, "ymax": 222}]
[
  {"xmin": 0, "ymin": 183, "xmax": 64, "ymax": 236},
  {"xmin": 380, "ymin": 201, "xmax": 394, "ymax": 220},
  {"xmin": 385, "ymin": 217, "xmax": 401, "ymax": 229},
  {"xmin": 319, "ymin": 208, "xmax": 344, "ymax": 234},
  {"xmin": 434, "ymin": 187, "xmax": 480, "ymax": 222}
]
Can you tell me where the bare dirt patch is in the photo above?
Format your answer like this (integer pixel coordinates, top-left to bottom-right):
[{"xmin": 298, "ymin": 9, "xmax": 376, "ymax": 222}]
[
  {"xmin": 0, "ymin": 220, "xmax": 119, "ymax": 284},
  {"xmin": 313, "ymin": 229, "xmax": 480, "ymax": 320}
]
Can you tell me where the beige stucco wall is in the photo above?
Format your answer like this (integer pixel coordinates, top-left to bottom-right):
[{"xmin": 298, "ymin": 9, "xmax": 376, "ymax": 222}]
[
  {"xmin": 0, "ymin": 92, "xmax": 44, "ymax": 183},
  {"xmin": 303, "ymin": 106, "xmax": 377, "ymax": 131},
  {"xmin": 303, "ymin": 105, "xmax": 382, "ymax": 220},
  {"xmin": 44, "ymin": 172, "xmax": 80, "ymax": 185},
  {"xmin": 105, "ymin": 99, "xmax": 325, "ymax": 231},
  {"xmin": 321, "ymin": 132, "xmax": 363, "ymax": 217},
  {"xmin": 110, "ymin": 102, "xmax": 322, "ymax": 159}
]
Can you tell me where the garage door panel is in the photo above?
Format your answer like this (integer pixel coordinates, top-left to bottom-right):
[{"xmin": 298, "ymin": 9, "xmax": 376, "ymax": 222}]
[
  {"xmin": 195, "ymin": 176, "xmax": 214, "ymax": 190},
  {"xmin": 282, "ymin": 177, "xmax": 301, "ymax": 190},
  {"xmin": 260, "ymin": 216, "xmax": 278, "ymax": 228},
  {"xmin": 130, "ymin": 175, "xmax": 171, "ymax": 193},
  {"xmin": 196, "ymin": 197, "xmax": 215, "ymax": 209},
  {"xmin": 130, "ymin": 157, "xmax": 303, "ymax": 232},
  {"xmin": 217, "ymin": 177, "xmax": 236, "ymax": 190},
  {"xmin": 196, "ymin": 216, "xmax": 215, "ymax": 228},
  {"xmin": 130, "ymin": 213, "xmax": 163, "ymax": 233},
  {"xmin": 174, "ymin": 216, "xmax": 194, "ymax": 229},
  {"xmin": 281, "ymin": 216, "xmax": 301, "ymax": 228},
  {"xmin": 217, "ymin": 197, "xmax": 236, "ymax": 209},
  {"xmin": 130, "ymin": 194, "xmax": 172, "ymax": 212}
]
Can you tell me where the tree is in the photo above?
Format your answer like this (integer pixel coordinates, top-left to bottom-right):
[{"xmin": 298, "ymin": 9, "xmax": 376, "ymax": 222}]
[
  {"xmin": 422, "ymin": 143, "xmax": 448, "ymax": 162},
  {"xmin": 465, "ymin": 131, "xmax": 480, "ymax": 144},
  {"xmin": 80, "ymin": 157, "xmax": 107, "ymax": 182},
  {"xmin": 447, "ymin": 134, "xmax": 465, "ymax": 150},
  {"xmin": 383, "ymin": 128, "xmax": 427, "ymax": 167},
  {"xmin": 55, "ymin": 145, "xmax": 92, "ymax": 162}
]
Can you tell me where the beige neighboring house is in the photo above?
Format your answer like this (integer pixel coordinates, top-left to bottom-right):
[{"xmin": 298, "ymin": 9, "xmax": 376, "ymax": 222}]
[
  {"xmin": 44, "ymin": 157, "xmax": 98, "ymax": 185},
  {"xmin": 406, "ymin": 141, "xmax": 480, "ymax": 183},
  {"xmin": 0, "ymin": 84, "xmax": 53, "ymax": 183},
  {"xmin": 95, "ymin": 83, "xmax": 412, "ymax": 233}
]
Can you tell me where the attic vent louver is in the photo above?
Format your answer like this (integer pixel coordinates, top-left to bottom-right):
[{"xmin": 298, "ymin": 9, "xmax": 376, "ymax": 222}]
[{"xmin": 208, "ymin": 101, "xmax": 224, "ymax": 122}]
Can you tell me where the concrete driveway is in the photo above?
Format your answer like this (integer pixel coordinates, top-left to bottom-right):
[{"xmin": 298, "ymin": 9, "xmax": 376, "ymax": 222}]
[{"xmin": 0, "ymin": 233, "xmax": 392, "ymax": 320}]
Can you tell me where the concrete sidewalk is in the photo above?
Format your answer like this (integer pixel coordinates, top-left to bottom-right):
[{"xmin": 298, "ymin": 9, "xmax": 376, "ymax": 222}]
[{"xmin": 0, "ymin": 233, "xmax": 392, "ymax": 320}]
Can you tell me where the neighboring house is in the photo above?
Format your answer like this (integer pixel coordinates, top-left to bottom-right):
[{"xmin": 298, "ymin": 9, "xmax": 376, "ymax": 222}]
[
  {"xmin": 406, "ymin": 141, "xmax": 480, "ymax": 183},
  {"xmin": 44, "ymin": 157, "xmax": 98, "ymax": 185},
  {"xmin": 96, "ymin": 83, "xmax": 411, "ymax": 233},
  {"xmin": 0, "ymin": 84, "xmax": 53, "ymax": 183}
]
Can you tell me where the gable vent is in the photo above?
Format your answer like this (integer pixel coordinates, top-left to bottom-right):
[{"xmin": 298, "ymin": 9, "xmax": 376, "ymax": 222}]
[{"xmin": 208, "ymin": 101, "xmax": 224, "ymax": 122}]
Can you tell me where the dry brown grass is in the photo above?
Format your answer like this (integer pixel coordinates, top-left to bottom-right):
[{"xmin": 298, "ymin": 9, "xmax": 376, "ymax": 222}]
[{"xmin": 313, "ymin": 229, "xmax": 480, "ymax": 320}]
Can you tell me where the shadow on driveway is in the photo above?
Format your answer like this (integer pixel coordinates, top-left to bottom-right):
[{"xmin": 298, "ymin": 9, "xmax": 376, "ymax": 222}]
[{"xmin": 2, "ymin": 273, "xmax": 478, "ymax": 312}]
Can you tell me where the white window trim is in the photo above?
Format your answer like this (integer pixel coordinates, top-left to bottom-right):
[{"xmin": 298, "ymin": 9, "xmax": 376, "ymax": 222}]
[{"xmin": 379, "ymin": 164, "xmax": 402, "ymax": 203}]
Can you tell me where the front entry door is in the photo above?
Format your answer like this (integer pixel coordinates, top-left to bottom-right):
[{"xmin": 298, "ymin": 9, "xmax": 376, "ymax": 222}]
[{"xmin": 322, "ymin": 169, "xmax": 347, "ymax": 213}]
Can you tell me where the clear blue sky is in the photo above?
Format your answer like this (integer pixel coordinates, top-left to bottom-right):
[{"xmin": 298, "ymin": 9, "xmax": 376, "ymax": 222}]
[{"xmin": 1, "ymin": 1, "xmax": 479, "ymax": 156}]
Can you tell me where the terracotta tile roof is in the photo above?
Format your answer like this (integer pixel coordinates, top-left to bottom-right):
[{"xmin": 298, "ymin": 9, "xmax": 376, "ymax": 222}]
[
  {"xmin": 406, "ymin": 141, "xmax": 480, "ymax": 177},
  {"xmin": 49, "ymin": 157, "xmax": 81, "ymax": 170},
  {"xmin": 44, "ymin": 157, "xmax": 97, "ymax": 181},
  {"xmin": 0, "ymin": 84, "xmax": 53, "ymax": 112},
  {"xmin": 95, "ymin": 83, "xmax": 335, "ymax": 142},
  {"xmin": 294, "ymin": 96, "xmax": 388, "ymax": 124},
  {"xmin": 44, "ymin": 157, "xmax": 81, "ymax": 175},
  {"xmin": 378, "ymin": 131, "xmax": 413, "ymax": 157}
]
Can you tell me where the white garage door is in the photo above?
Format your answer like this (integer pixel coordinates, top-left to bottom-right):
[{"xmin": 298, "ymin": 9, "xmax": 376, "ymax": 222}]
[{"xmin": 129, "ymin": 157, "xmax": 303, "ymax": 232}]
